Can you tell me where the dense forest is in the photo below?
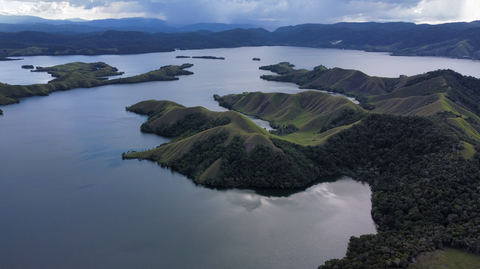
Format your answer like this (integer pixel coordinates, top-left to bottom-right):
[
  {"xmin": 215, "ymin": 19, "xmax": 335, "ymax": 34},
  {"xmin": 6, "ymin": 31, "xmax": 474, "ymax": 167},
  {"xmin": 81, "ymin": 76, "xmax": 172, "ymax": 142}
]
[
  {"xmin": 317, "ymin": 114, "xmax": 480, "ymax": 268},
  {"xmin": 1, "ymin": 21, "xmax": 480, "ymax": 59}
]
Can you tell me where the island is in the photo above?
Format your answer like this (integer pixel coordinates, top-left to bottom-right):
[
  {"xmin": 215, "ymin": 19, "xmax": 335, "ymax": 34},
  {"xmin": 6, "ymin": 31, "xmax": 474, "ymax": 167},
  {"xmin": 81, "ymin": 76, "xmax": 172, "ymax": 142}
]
[
  {"xmin": 0, "ymin": 62, "xmax": 194, "ymax": 105},
  {"xmin": 192, "ymin": 56, "xmax": 225, "ymax": 60},
  {"xmin": 0, "ymin": 57, "xmax": 22, "ymax": 61},
  {"xmin": 123, "ymin": 63, "xmax": 480, "ymax": 268},
  {"xmin": 21, "ymin": 64, "xmax": 34, "ymax": 69},
  {"xmin": 252, "ymin": 58, "xmax": 261, "ymax": 61},
  {"xmin": 175, "ymin": 55, "xmax": 225, "ymax": 60},
  {"xmin": 0, "ymin": 108, "xmax": 3, "ymax": 115}
]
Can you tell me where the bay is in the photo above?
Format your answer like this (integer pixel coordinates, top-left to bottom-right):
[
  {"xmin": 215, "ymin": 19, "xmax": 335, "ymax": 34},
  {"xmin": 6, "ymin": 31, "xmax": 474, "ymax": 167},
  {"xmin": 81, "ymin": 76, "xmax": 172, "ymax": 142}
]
[{"xmin": 1, "ymin": 46, "xmax": 478, "ymax": 269}]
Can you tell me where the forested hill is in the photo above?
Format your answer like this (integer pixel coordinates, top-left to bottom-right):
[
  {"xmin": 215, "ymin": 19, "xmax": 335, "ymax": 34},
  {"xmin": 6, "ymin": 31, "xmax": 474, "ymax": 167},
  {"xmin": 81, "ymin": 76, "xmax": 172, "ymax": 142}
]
[
  {"xmin": 2, "ymin": 21, "xmax": 480, "ymax": 59},
  {"xmin": 272, "ymin": 21, "xmax": 480, "ymax": 59}
]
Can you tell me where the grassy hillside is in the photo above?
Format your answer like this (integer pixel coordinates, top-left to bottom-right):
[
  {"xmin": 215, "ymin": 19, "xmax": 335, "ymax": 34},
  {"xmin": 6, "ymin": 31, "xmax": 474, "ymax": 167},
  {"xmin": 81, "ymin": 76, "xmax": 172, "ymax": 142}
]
[
  {"xmin": 215, "ymin": 91, "xmax": 365, "ymax": 146},
  {"xmin": 409, "ymin": 248, "xmax": 480, "ymax": 269},
  {"xmin": 123, "ymin": 100, "xmax": 322, "ymax": 187},
  {"xmin": 260, "ymin": 62, "xmax": 480, "ymax": 144},
  {"xmin": 124, "ymin": 93, "xmax": 374, "ymax": 186},
  {"xmin": 0, "ymin": 62, "xmax": 193, "ymax": 105}
]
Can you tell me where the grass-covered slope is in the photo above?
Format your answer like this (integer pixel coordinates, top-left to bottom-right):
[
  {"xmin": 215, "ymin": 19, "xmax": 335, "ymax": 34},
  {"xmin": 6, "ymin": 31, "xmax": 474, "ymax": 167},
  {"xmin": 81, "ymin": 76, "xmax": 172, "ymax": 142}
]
[
  {"xmin": 124, "ymin": 100, "xmax": 324, "ymax": 188},
  {"xmin": 0, "ymin": 62, "xmax": 193, "ymax": 105},
  {"xmin": 260, "ymin": 62, "xmax": 480, "ymax": 142},
  {"xmin": 215, "ymin": 91, "xmax": 365, "ymax": 145},
  {"xmin": 303, "ymin": 68, "xmax": 388, "ymax": 96},
  {"xmin": 409, "ymin": 248, "xmax": 480, "ymax": 269}
]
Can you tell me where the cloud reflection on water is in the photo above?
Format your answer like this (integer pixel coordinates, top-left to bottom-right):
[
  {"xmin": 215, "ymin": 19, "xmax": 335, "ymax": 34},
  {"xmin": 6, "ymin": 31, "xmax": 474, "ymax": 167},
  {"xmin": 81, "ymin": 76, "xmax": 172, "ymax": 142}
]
[{"xmin": 224, "ymin": 177, "xmax": 361, "ymax": 212}]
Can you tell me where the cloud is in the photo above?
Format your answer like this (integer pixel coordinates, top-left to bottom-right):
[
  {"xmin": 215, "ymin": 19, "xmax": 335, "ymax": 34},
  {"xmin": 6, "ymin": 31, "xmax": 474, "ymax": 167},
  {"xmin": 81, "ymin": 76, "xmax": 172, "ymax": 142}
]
[{"xmin": 0, "ymin": 0, "xmax": 478, "ymax": 25}]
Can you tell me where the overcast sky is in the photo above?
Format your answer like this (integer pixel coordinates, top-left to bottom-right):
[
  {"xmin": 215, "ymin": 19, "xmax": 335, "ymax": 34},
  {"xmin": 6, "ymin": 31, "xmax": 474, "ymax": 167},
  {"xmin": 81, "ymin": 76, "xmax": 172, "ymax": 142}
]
[{"xmin": 0, "ymin": 0, "xmax": 479, "ymax": 27}]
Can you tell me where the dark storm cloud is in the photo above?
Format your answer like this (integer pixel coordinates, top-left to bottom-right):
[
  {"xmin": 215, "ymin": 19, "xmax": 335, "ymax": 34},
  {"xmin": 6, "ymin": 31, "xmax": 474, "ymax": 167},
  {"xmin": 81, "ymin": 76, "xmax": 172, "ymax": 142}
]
[
  {"xmin": 127, "ymin": 0, "xmax": 422, "ymax": 24},
  {"xmin": 1, "ymin": 0, "xmax": 475, "ymax": 25}
]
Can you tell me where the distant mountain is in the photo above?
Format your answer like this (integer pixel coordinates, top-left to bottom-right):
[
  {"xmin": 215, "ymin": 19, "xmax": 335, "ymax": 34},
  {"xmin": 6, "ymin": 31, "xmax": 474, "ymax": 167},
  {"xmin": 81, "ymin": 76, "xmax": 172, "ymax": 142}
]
[
  {"xmin": 0, "ymin": 15, "xmax": 260, "ymax": 33},
  {"xmin": 0, "ymin": 14, "xmax": 65, "ymax": 24},
  {"xmin": 178, "ymin": 23, "xmax": 259, "ymax": 32},
  {"xmin": 1, "ymin": 19, "xmax": 480, "ymax": 60},
  {"xmin": 270, "ymin": 21, "xmax": 480, "ymax": 59},
  {"xmin": 0, "ymin": 23, "xmax": 105, "ymax": 33}
]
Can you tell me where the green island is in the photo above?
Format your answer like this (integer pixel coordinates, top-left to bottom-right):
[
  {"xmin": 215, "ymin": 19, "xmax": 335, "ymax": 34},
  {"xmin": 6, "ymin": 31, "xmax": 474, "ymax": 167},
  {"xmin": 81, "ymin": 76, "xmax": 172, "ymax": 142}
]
[
  {"xmin": 0, "ymin": 62, "xmax": 194, "ymax": 105},
  {"xmin": 192, "ymin": 56, "xmax": 225, "ymax": 60},
  {"xmin": 176, "ymin": 55, "xmax": 225, "ymax": 60},
  {"xmin": 124, "ymin": 62, "xmax": 480, "ymax": 268}
]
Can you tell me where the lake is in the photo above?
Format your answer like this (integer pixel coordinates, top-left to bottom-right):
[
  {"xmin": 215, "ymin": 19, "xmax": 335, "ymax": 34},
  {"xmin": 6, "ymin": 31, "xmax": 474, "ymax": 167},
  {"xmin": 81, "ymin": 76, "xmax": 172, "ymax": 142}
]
[{"xmin": 1, "ymin": 46, "xmax": 479, "ymax": 269}]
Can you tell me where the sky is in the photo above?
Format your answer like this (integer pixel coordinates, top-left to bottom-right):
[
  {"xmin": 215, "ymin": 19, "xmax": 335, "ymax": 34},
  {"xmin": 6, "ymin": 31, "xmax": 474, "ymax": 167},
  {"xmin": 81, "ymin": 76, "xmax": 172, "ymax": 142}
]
[{"xmin": 0, "ymin": 0, "xmax": 479, "ymax": 27}]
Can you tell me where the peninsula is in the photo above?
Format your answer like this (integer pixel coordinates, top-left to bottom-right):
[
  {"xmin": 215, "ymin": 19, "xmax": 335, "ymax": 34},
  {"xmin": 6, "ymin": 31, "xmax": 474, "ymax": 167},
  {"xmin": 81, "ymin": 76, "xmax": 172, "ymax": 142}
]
[{"xmin": 0, "ymin": 62, "xmax": 193, "ymax": 105}]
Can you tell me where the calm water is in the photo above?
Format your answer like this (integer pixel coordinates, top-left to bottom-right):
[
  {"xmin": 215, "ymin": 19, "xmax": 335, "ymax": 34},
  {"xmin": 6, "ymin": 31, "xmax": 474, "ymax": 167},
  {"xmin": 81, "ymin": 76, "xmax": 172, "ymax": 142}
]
[{"xmin": 1, "ymin": 47, "xmax": 479, "ymax": 269}]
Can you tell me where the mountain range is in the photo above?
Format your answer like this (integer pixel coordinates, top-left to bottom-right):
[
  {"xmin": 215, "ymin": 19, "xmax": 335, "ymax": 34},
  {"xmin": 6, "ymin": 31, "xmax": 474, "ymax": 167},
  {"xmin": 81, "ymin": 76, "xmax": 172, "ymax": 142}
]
[
  {"xmin": 0, "ymin": 15, "xmax": 258, "ymax": 33},
  {"xmin": 0, "ymin": 15, "xmax": 480, "ymax": 60}
]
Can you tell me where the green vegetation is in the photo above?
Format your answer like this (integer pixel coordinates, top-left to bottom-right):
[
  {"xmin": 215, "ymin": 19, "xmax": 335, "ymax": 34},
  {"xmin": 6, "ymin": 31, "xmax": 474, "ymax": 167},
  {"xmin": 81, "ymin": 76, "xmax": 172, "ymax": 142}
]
[
  {"xmin": 124, "ymin": 99, "xmax": 275, "ymax": 163},
  {"xmin": 127, "ymin": 102, "xmax": 232, "ymax": 141},
  {"xmin": 319, "ymin": 108, "xmax": 366, "ymax": 133},
  {"xmin": 192, "ymin": 56, "xmax": 225, "ymax": 60},
  {"xmin": 176, "ymin": 56, "xmax": 225, "ymax": 60},
  {"xmin": 259, "ymin": 61, "xmax": 296, "ymax": 74},
  {"xmin": 0, "ymin": 62, "xmax": 193, "ymax": 105},
  {"xmin": 318, "ymin": 114, "xmax": 480, "ymax": 268},
  {"xmin": 216, "ymin": 91, "xmax": 365, "ymax": 145},
  {"xmin": 21, "ymin": 64, "xmax": 34, "ymax": 69},
  {"xmin": 269, "ymin": 123, "xmax": 299, "ymax": 135},
  {"xmin": 124, "ymin": 99, "xmax": 317, "ymax": 187},
  {"xmin": 409, "ymin": 248, "xmax": 480, "ymax": 269},
  {"xmin": 259, "ymin": 62, "xmax": 480, "ymax": 142}
]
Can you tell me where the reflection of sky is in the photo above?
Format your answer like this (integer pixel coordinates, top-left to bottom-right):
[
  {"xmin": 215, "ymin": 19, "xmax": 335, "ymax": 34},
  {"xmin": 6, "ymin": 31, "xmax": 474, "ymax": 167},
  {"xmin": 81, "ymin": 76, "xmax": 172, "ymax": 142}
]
[
  {"xmin": 224, "ymin": 177, "xmax": 368, "ymax": 215},
  {"xmin": 207, "ymin": 177, "xmax": 376, "ymax": 268}
]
